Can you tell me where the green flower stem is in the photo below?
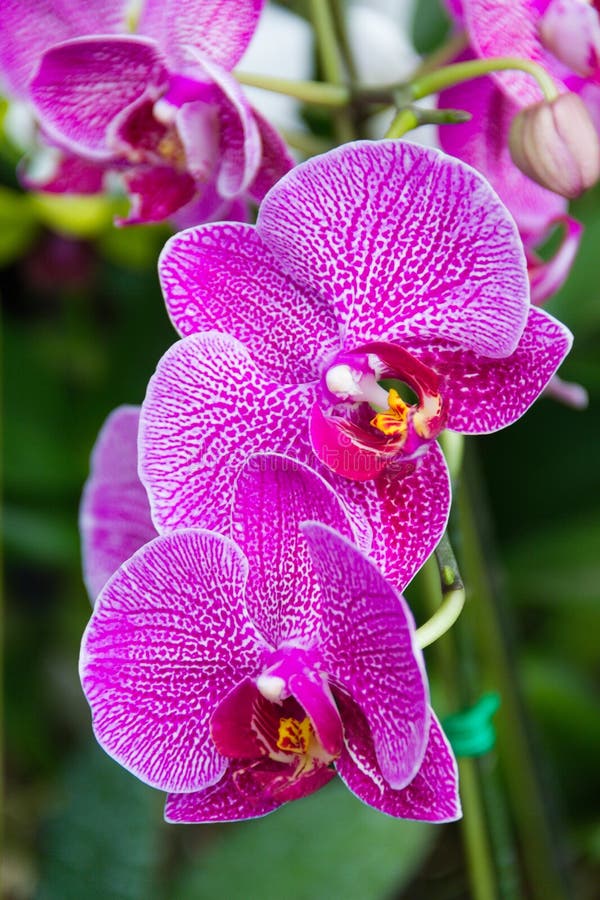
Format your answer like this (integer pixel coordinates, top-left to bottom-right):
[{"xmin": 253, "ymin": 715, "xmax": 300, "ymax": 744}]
[
  {"xmin": 330, "ymin": 0, "xmax": 359, "ymax": 82},
  {"xmin": 415, "ymin": 533, "xmax": 465, "ymax": 650},
  {"xmin": 458, "ymin": 448, "xmax": 570, "ymax": 900},
  {"xmin": 409, "ymin": 56, "xmax": 559, "ymax": 103},
  {"xmin": 385, "ymin": 108, "xmax": 420, "ymax": 139},
  {"xmin": 309, "ymin": 0, "xmax": 355, "ymax": 144},
  {"xmin": 419, "ymin": 555, "xmax": 498, "ymax": 900},
  {"xmin": 234, "ymin": 73, "xmax": 350, "ymax": 108}
]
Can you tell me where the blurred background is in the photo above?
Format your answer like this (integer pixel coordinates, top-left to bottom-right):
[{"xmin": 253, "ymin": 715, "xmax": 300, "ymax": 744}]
[{"xmin": 2, "ymin": 2, "xmax": 600, "ymax": 898}]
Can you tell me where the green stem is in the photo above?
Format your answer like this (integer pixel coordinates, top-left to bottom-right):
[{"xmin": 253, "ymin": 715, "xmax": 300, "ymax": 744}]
[
  {"xmin": 415, "ymin": 533, "xmax": 465, "ymax": 650},
  {"xmin": 234, "ymin": 73, "xmax": 349, "ymax": 108},
  {"xmin": 385, "ymin": 108, "xmax": 419, "ymax": 139},
  {"xmin": 410, "ymin": 56, "xmax": 558, "ymax": 103},
  {"xmin": 458, "ymin": 449, "xmax": 570, "ymax": 900},
  {"xmin": 309, "ymin": 0, "xmax": 354, "ymax": 143}
]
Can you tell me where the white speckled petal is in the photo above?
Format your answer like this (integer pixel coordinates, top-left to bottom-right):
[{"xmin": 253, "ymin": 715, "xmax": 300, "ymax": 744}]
[
  {"xmin": 257, "ymin": 141, "xmax": 530, "ymax": 358},
  {"xmin": 403, "ymin": 307, "xmax": 573, "ymax": 433},
  {"xmin": 302, "ymin": 523, "xmax": 429, "ymax": 789},
  {"xmin": 80, "ymin": 529, "xmax": 267, "ymax": 793},
  {"xmin": 231, "ymin": 454, "xmax": 356, "ymax": 645},
  {"xmin": 158, "ymin": 223, "xmax": 339, "ymax": 383},
  {"xmin": 165, "ymin": 766, "xmax": 283, "ymax": 823},
  {"xmin": 80, "ymin": 406, "xmax": 156, "ymax": 602},
  {"xmin": 336, "ymin": 695, "xmax": 461, "ymax": 822},
  {"xmin": 139, "ymin": 332, "xmax": 314, "ymax": 535}
]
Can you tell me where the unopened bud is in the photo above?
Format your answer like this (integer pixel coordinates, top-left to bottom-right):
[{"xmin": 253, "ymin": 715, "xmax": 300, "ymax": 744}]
[{"xmin": 509, "ymin": 93, "xmax": 600, "ymax": 199}]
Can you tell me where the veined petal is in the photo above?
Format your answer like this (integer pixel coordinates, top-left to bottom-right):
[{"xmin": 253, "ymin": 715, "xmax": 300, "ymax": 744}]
[
  {"xmin": 463, "ymin": 0, "xmax": 564, "ymax": 104},
  {"xmin": 79, "ymin": 406, "xmax": 156, "ymax": 602},
  {"xmin": 246, "ymin": 109, "xmax": 296, "ymax": 204},
  {"xmin": 527, "ymin": 216, "xmax": 582, "ymax": 304},
  {"xmin": 186, "ymin": 50, "xmax": 261, "ymax": 197},
  {"xmin": 21, "ymin": 149, "xmax": 105, "ymax": 194},
  {"xmin": 138, "ymin": 332, "xmax": 314, "ymax": 535},
  {"xmin": 438, "ymin": 58, "xmax": 567, "ymax": 240},
  {"xmin": 302, "ymin": 524, "xmax": 429, "ymax": 789},
  {"xmin": 80, "ymin": 529, "xmax": 267, "ymax": 793},
  {"xmin": 30, "ymin": 36, "xmax": 169, "ymax": 160},
  {"xmin": 0, "ymin": 0, "xmax": 128, "ymax": 96},
  {"xmin": 165, "ymin": 766, "xmax": 283, "ymax": 823},
  {"xmin": 158, "ymin": 223, "xmax": 339, "ymax": 383},
  {"xmin": 118, "ymin": 165, "xmax": 196, "ymax": 225},
  {"xmin": 257, "ymin": 141, "xmax": 530, "ymax": 359},
  {"xmin": 403, "ymin": 307, "xmax": 573, "ymax": 434},
  {"xmin": 336, "ymin": 696, "xmax": 461, "ymax": 822},
  {"xmin": 138, "ymin": 0, "xmax": 264, "ymax": 72},
  {"xmin": 231, "ymin": 454, "xmax": 357, "ymax": 645}
]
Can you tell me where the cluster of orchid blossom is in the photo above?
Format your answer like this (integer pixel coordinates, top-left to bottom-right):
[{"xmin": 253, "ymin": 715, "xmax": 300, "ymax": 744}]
[{"xmin": 4, "ymin": 0, "xmax": 592, "ymax": 825}]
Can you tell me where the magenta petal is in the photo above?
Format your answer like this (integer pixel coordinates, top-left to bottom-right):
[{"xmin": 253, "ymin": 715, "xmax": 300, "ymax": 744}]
[
  {"xmin": 139, "ymin": 332, "xmax": 314, "ymax": 535},
  {"xmin": 463, "ymin": 0, "xmax": 564, "ymax": 104},
  {"xmin": 246, "ymin": 110, "xmax": 295, "ymax": 204},
  {"xmin": 336, "ymin": 696, "xmax": 461, "ymax": 822},
  {"xmin": 302, "ymin": 524, "xmax": 429, "ymax": 789},
  {"xmin": 404, "ymin": 307, "xmax": 573, "ymax": 434},
  {"xmin": 79, "ymin": 406, "xmax": 157, "ymax": 602},
  {"xmin": 0, "ymin": 0, "xmax": 128, "ymax": 96},
  {"xmin": 528, "ymin": 216, "xmax": 582, "ymax": 304},
  {"xmin": 287, "ymin": 671, "xmax": 344, "ymax": 757},
  {"xmin": 235, "ymin": 757, "xmax": 335, "ymax": 803},
  {"xmin": 257, "ymin": 141, "xmax": 530, "ymax": 359},
  {"xmin": 80, "ymin": 529, "xmax": 267, "ymax": 793},
  {"xmin": 341, "ymin": 443, "xmax": 451, "ymax": 592},
  {"xmin": 232, "ymin": 454, "xmax": 356, "ymax": 645},
  {"xmin": 210, "ymin": 678, "xmax": 276, "ymax": 758},
  {"xmin": 185, "ymin": 50, "xmax": 261, "ymax": 197},
  {"xmin": 30, "ymin": 37, "xmax": 169, "ymax": 160},
  {"xmin": 158, "ymin": 224, "xmax": 339, "ymax": 382},
  {"xmin": 310, "ymin": 404, "xmax": 393, "ymax": 482},
  {"xmin": 138, "ymin": 0, "xmax": 264, "ymax": 72},
  {"xmin": 175, "ymin": 102, "xmax": 220, "ymax": 181},
  {"xmin": 165, "ymin": 766, "xmax": 283, "ymax": 823},
  {"xmin": 119, "ymin": 165, "xmax": 196, "ymax": 225},
  {"xmin": 21, "ymin": 151, "xmax": 104, "ymax": 194},
  {"xmin": 438, "ymin": 59, "xmax": 567, "ymax": 239}
]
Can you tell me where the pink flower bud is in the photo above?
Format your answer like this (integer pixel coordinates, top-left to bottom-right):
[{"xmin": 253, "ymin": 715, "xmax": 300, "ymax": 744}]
[{"xmin": 509, "ymin": 93, "xmax": 600, "ymax": 199}]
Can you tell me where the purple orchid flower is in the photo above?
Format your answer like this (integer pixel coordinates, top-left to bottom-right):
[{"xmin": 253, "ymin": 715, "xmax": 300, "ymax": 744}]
[
  {"xmin": 80, "ymin": 453, "xmax": 460, "ymax": 823},
  {"xmin": 456, "ymin": 0, "xmax": 600, "ymax": 116},
  {"xmin": 437, "ymin": 52, "xmax": 583, "ymax": 306},
  {"xmin": 136, "ymin": 141, "xmax": 571, "ymax": 577},
  {"xmin": 0, "ymin": 0, "xmax": 293, "ymax": 224}
]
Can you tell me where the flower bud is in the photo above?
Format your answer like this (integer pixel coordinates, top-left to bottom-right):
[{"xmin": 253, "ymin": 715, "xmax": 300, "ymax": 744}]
[{"xmin": 509, "ymin": 93, "xmax": 600, "ymax": 199}]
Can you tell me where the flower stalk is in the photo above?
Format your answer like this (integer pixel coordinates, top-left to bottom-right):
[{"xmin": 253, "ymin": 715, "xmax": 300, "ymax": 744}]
[{"xmin": 415, "ymin": 532, "xmax": 466, "ymax": 650}]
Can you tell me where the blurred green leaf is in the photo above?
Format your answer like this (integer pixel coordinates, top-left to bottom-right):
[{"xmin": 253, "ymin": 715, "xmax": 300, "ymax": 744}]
[
  {"xmin": 37, "ymin": 742, "xmax": 162, "ymax": 900},
  {"xmin": 175, "ymin": 780, "xmax": 434, "ymax": 900},
  {"xmin": 0, "ymin": 185, "xmax": 38, "ymax": 264}
]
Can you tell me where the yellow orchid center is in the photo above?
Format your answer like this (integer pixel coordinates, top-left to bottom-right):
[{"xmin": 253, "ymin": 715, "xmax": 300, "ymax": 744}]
[
  {"xmin": 157, "ymin": 130, "xmax": 187, "ymax": 171},
  {"xmin": 276, "ymin": 716, "xmax": 313, "ymax": 755},
  {"xmin": 370, "ymin": 388, "xmax": 410, "ymax": 437}
]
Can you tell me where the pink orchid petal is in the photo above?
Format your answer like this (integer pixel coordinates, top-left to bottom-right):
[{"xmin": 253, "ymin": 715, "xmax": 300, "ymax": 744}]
[
  {"xmin": 257, "ymin": 141, "xmax": 530, "ymax": 359},
  {"xmin": 527, "ymin": 216, "xmax": 583, "ymax": 304},
  {"xmin": 309, "ymin": 403, "xmax": 396, "ymax": 482},
  {"xmin": 80, "ymin": 529, "xmax": 267, "ymax": 793},
  {"xmin": 118, "ymin": 165, "xmax": 196, "ymax": 225},
  {"xmin": 21, "ymin": 150, "xmax": 104, "ymax": 194},
  {"xmin": 175, "ymin": 102, "xmax": 220, "ymax": 181},
  {"xmin": 0, "ymin": 0, "xmax": 128, "ymax": 96},
  {"xmin": 186, "ymin": 50, "xmax": 261, "ymax": 197},
  {"xmin": 233, "ymin": 757, "xmax": 335, "ymax": 803},
  {"xmin": 403, "ymin": 306, "xmax": 573, "ymax": 434},
  {"xmin": 138, "ymin": 332, "xmax": 314, "ymax": 535},
  {"xmin": 30, "ymin": 36, "xmax": 169, "ymax": 161},
  {"xmin": 210, "ymin": 678, "xmax": 278, "ymax": 759},
  {"xmin": 158, "ymin": 224, "xmax": 339, "ymax": 383},
  {"xmin": 79, "ymin": 406, "xmax": 157, "ymax": 602},
  {"xmin": 231, "ymin": 454, "xmax": 356, "ymax": 645},
  {"xmin": 539, "ymin": 0, "xmax": 600, "ymax": 78},
  {"xmin": 287, "ymin": 670, "xmax": 344, "ymax": 757},
  {"xmin": 438, "ymin": 59, "xmax": 567, "ymax": 240},
  {"xmin": 545, "ymin": 374, "xmax": 588, "ymax": 409},
  {"xmin": 336, "ymin": 695, "xmax": 461, "ymax": 822},
  {"xmin": 165, "ymin": 766, "xmax": 283, "ymax": 823},
  {"xmin": 138, "ymin": 0, "xmax": 264, "ymax": 72},
  {"xmin": 463, "ymin": 0, "xmax": 565, "ymax": 104},
  {"xmin": 171, "ymin": 186, "xmax": 250, "ymax": 230},
  {"xmin": 246, "ymin": 109, "xmax": 295, "ymax": 204},
  {"xmin": 302, "ymin": 523, "xmax": 429, "ymax": 789}
]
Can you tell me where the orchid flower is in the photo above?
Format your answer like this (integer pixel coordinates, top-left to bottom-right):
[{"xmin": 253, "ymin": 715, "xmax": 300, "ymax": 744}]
[
  {"xmin": 437, "ymin": 52, "xmax": 583, "ymax": 306},
  {"xmin": 457, "ymin": 0, "xmax": 600, "ymax": 111},
  {"xmin": 137, "ymin": 141, "xmax": 571, "ymax": 581},
  {"xmin": 0, "ymin": 0, "xmax": 293, "ymax": 224},
  {"xmin": 80, "ymin": 453, "xmax": 460, "ymax": 823}
]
